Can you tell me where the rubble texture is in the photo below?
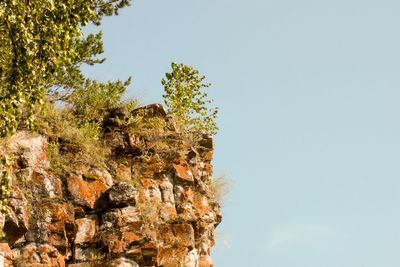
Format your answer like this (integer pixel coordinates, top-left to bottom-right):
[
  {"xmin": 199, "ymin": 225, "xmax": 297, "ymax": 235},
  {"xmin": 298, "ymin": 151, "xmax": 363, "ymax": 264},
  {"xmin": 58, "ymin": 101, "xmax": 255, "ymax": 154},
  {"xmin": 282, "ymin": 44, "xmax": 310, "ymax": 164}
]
[{"xmin": 0, "ymin": 105, "xmax": 221, "ymax": 267}]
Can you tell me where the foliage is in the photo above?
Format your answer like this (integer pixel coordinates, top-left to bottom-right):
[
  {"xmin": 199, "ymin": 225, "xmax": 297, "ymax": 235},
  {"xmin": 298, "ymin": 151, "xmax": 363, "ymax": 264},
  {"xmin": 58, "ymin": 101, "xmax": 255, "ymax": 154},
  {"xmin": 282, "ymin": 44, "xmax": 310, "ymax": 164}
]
[
  {"xmin": 0, "ymin": 155, "xmax": 12, "ymax": 239},
  {"xmin": 0, "ymin": 0, "xmax": 131, "ymax": 137},
  {"xmin": 67, "ymin": 77, "xmax": 132, "ymax": 123},
  {"xmin": 126, "ymin": 110, "xmax": 167, "ymax": 135},
  {"xmin": 162, "ymin": 62, "xmax": 218, "ymax": 135}
]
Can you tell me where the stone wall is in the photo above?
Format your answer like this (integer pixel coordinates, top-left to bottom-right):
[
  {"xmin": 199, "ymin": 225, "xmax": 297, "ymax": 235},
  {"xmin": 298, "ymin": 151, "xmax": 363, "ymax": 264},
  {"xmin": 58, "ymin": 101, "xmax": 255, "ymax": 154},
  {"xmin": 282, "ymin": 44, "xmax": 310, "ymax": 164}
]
[{"xmin": 0, "ymin": 105, "xmax": 221, "ymax": 267}]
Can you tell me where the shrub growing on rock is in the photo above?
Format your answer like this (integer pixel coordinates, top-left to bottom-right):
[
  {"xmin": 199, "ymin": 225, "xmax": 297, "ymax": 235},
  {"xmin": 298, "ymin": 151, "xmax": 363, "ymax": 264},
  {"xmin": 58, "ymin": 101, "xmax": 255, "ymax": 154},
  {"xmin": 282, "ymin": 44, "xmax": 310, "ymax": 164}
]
[{"xmin": 162, "ymin": 62, "xmax": 218, "ymax": 135}]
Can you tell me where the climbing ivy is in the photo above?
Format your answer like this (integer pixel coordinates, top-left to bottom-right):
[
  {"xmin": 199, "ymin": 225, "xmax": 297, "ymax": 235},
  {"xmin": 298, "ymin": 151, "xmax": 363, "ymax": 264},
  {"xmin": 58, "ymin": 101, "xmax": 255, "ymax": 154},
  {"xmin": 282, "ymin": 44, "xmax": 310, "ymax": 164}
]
[{"xmin": 0, "ymin": 155, "xmax": 12, "ymax": 239}]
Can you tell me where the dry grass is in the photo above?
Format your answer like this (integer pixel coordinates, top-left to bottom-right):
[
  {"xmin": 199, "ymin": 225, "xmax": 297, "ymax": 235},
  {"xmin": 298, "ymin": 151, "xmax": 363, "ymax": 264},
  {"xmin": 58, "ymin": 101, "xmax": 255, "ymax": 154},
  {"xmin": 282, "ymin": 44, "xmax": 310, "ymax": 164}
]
[
  {"xmin": 35, "ymin": 102, "xmax": 110, "ymax": 175},
  {"xmin": 209, "ymin": 175, "xmax": 231, "ymax": 205}
]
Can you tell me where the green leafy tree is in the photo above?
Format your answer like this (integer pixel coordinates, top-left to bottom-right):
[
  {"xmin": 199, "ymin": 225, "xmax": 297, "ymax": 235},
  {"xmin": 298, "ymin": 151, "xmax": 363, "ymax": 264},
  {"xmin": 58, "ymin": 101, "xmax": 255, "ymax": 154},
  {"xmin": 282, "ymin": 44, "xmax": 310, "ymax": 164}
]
[
  {"xmin": 0, "ymin": 0, "xmax": 131, "ymax": 137},
  {"xmin": 162, "ymin": 62, "xmax": 218, "ymax": 135}
]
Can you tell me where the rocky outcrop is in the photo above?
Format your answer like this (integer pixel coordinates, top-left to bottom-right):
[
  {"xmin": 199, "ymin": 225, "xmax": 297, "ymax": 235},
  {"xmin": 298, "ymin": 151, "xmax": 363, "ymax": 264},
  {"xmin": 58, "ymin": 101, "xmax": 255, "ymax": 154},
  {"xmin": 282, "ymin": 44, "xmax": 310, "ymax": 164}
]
[{"xmin": 0, "ymin": 105, "xmax": 221, "ymax": 267}]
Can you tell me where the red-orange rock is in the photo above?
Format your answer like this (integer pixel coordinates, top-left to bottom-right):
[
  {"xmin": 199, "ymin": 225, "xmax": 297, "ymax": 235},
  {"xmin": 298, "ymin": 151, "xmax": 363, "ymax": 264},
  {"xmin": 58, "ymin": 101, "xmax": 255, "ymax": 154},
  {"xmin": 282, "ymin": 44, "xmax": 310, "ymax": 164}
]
[
  {"xmin": 108, "ymin": 257, "xmax": 139, "ymax": 267},
  {"xmin": 194, "ymin": 193, "xmax": 210, "ymax": 217},
  {"xmin": 46, "ymin": 203, "xmax": 74, "ymax": 253},
  {"xmin": 135, "ymin": 155, "xmax": 165, "ymax": 179},
  {"xmin": 141, "ymin": 243, "xmax": 158, "ymax": 257},
  {"xmin": 204, "ymin": 151, "xmax": 213, "ymax": 162},
  {"xmin": 159, "ymin": 203, "xmax": 177, "ymax": 222},
  {"xmin": 2, "ymin": 127, "xmax": 220, "ymax": 267},
  {"xmin": 107, "ymin": 183, "xmax": 138, "ymax": 207},
  {"xmin": 175, "ymin": 186, "xmax": 194, "ymax": 204},
  {"xmin": 114, "ymin": 162, "xmax": 131, "ymax": 182},
  {"xmin": 15, "ymin": 243, "xmax": 65, "ymax": 267},
  {"xmin": 74, "ymin": 246, "xmax": 106, "ymax": 262},
  {"xmin": 31, "ymin": 172, "xmax": 63, "ymax": 198},
  {"xmin": 160, "ymin": 223, "xmax": 194, "ymax": 248},
  {"xmin": 198, "ymin": 134, "xmax": 213, "ymax": 150},
  {"xmin": 140, "ymin": 179, "xmax": 162, "ymax": 202},
  {"xmin": 157, "ymin": 247, "xmax": 188, "ymax": 267},
  {"xmin": 172, "ymin": 223, "xmax": 195, "ymax": 248},
  {"xmin": 7, "ymin": 131, "xmax": 49, "ymax": 170},
  {"xmin": 0, "ymin": 243, "xmax": 12, "ymax": 267},
  {"xmin": 184, "ymin": 248, "xmax": 199, "ymax": 267},
  {"xmin": 202, "ymin": 163, "xmax": 213, "ymax": 177},
  {"xmin": 67, "ymin": 174, "xmax": 108, "ymax": 209},
  {"xmin": 159, "ymin": 177, "xmax": 175, "ymax": 204},
  {"xmin": 48, "ymin": 221, "xmax": 68, "ymax": 250},
  {"xmin": 173, "ymin": 162, "xmax": 194, "ymax": 182},
  {"xmin": 199, "ymin": 254, "xmax": 214, "ymax": 267},
  {"xmin": 99, "ymin": 231, "xmax": 143, "ymax": 254},
  {"xmin": 4, "ymin": 188, "xmax": 29, "ymax": 244},
  {"xmin": 74, "ymin": 215, "xmax": 98, "ymax": 244},
  {"xmin": 119, "ymin": 206, "xmax": 142, "ymax": 227},
  {"xmin": 97, "ymin": 207, "xmax": 145, "ymax": 254}
]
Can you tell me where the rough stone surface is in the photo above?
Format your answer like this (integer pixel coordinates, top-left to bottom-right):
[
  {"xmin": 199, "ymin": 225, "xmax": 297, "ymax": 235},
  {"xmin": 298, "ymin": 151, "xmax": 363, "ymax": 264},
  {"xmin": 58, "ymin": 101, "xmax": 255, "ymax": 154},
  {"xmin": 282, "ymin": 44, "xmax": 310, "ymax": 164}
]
[
  {"xmin": 108, "ymin": 257, "xmax": 139, "ymax": 267},
  {"xmin": 105, "ymin": 182, "xmax": 138, "ymax": 208},
  {"xmin": 3, "ymin": 188, "xmax": 29, "ymax": 244},
  {"xmin": 0, "ymin": 242, "xmax": 12, "ymax": 267},
  {"xmin": 67, "ymin": 174, "xmax": 109, "ymax": 209},
  {"xmin": 173, "ymin": 163, "xmax": 194, "ymax": 182},
  {"xmin": 0, "ymin": 105, "xmax": 221, "ymax": 266},
  {"xmin": 74, "ymin": 215, "xmax": 98, "ymax": 244}
]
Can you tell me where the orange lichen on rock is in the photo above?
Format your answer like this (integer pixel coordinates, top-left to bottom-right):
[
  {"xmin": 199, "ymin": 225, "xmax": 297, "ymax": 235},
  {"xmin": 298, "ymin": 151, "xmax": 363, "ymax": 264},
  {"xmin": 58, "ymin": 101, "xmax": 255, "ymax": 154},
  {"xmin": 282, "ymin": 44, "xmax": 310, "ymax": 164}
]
[{"xmin": 0, "ymin": 105, "xmax": 221, "ymax": 266}]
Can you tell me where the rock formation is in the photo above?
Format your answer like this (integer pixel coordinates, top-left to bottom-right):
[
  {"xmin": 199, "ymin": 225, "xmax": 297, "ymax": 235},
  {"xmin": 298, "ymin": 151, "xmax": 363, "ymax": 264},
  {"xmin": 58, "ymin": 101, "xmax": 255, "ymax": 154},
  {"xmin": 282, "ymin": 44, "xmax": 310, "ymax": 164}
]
[{"xmin": 0, "ymin": 104, "xmax": 221, "ymax": 267}]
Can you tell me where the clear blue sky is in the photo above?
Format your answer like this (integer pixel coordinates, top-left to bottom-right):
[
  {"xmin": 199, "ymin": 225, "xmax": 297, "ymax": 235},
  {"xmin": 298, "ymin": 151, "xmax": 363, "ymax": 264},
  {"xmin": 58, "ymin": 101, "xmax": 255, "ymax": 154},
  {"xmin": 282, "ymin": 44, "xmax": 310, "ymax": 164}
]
[{"xmin": 84, "ymin": 1, "xmax": 400, "ymax": 266}]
